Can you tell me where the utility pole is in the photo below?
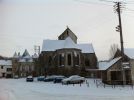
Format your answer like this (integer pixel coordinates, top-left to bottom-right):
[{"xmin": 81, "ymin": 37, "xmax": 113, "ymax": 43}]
[
  {"xmin": 114, "ymin": 2, "xmax": 124, "ymax": 57},
  {"xmin": 114, "ymin": 2, "xmax": 125, "ymax": 85}
]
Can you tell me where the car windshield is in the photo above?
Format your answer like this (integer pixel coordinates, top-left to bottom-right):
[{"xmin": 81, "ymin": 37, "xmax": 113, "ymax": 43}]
[{"xmin": 39, "ymin": 76, "xmax": 44, "ymax": 78}]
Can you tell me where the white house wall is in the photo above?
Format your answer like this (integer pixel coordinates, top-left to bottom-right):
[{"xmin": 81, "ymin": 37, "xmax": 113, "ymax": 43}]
[{"xmin": 0, "ymin": 65, "xmax": 12, "ymax": 77}]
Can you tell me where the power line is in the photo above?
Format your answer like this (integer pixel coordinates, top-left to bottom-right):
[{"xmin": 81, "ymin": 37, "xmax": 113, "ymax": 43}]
[
  {"xmin": 73, "ymin": 0, "xmax": 113, "ymax": 6},
  {"xmin": 125, "ymin": 7, "xmax": 134, "ymax": 12}
]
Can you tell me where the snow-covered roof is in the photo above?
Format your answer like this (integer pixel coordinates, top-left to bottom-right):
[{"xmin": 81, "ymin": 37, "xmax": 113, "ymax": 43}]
[
  {"xmin": 32, "ymin": 53, "xmax": 38, "ymax": 58},
  {"xmin": 19, "ymin": 59, "xmax": 26, "ymax": 62},
  {"xmin": 124, "ymin": 48, "xmax": 134, "ymax": 59},
  {"xmin": 13, "ymin": 52, "xmax": 19, "ymax": 58},
  {"xmin": 19, "ymin": 58, "xmax": 33, "ymax": 63},
  {"xmin": 22, "ymin": 49, "xmax": 31, "ymax": 58},
  {"xmin": 0, "ymin": 60, "xmax": 12, "ymax": 66},
  {"xmin": 42, "ymin": 37, "xmax": 94, "ymax": 53},
  {"xmin": 99, "ymin": 57, "xmax": 121, "ymax": 70}
]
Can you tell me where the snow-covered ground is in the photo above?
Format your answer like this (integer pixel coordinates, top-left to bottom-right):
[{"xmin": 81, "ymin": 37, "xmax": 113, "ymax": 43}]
[{"xmin": 0, "ymin": 78, "xmax": 134, "ymax": 100}]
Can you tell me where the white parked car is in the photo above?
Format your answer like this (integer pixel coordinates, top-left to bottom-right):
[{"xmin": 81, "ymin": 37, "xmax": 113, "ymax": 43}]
[{"xmin": 62, "ymin": 75, "xmax": 85, "ymax": 84}]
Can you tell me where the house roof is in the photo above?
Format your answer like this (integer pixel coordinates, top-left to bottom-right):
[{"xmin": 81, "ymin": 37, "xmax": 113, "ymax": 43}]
[
  {"xmin": 99, "ymin": 57, "xmax": 121, "ymax": 70},
  {"xmin": 124, "ymin": 48, "xmax": 134, "ymax": 59},
  {"xmin": 22, "ymin": 49, "xmax": 31, "ymax": 58},
  {"xmin": 0, "ymin": 60, "xmax": 12, "ymax": 66},
  {"xmin": 13, "ymin": 52, "xmax": 19, "ymax": 58},
  {"xmin": 42, "ymin": 37, "xmax": 94, "ymax": 53},
  {"xmin": 32, "ymin": 53, "xmax": 38, "ymax": 58}
]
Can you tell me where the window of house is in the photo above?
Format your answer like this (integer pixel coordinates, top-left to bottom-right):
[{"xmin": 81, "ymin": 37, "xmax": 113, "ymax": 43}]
[
  {"xmin": 7, "ymin": 68, "xmax": 12, "ymax": 71},
  {"xmin": 1, "ymin": 66, "xmax": 3, "ymax": 69},
  {"xmin": 67, "ymin": 54, "xmax": 71, "ymax": 66}
]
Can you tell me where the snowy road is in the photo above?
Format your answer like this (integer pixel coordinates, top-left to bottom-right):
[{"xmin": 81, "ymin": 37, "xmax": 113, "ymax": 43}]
[{"xmin": 0, "ymin": 78, "xmax": 134, "ymax": 100}]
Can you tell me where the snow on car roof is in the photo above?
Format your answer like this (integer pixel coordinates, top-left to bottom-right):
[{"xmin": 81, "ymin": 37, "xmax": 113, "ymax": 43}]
[
  {"xmin": 42, "ymin": 37, "xmax": 94, "ymax": 53},
  {"xmin": 27, "ymin": 76, "xmax": 33, "ymax": 78}
]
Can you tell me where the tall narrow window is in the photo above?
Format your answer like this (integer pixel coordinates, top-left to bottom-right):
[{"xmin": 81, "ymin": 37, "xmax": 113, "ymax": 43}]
[
  {"xmin": 59, "ymin": 54, "xmax": 64, "ymax": 66},
  {"xmin": 85, "ymin": 59, "xmax": 90, "ymax": 66},
  {"xmin": 48, "ymin": 56, "xmax": 52, "ymax": 66},
  {"xmin": 68, "ymin": 54, "xmax": 71, "ymax": 66},
  {"xmin": 59, "ymin": 54, "xmax": 62, "ymax": 66},
  {"xmin": 76, "ymin": 54, "xmax": 79, "ymax": 65}
]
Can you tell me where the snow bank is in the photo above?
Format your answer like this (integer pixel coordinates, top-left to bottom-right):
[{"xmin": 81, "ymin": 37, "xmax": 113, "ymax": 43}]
[{"xmin": 0, "ymin": 78, "xmax": 134, "ymax": 100}]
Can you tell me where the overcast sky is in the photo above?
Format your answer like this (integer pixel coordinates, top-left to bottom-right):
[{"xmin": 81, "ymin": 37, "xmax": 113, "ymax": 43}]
[{"xmin": 0, "ymin": 0, "xmax": 134, "ymax": 60}]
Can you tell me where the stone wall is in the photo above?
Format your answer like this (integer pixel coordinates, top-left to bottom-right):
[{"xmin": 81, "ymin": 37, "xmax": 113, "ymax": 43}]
[
  {"xmin": 39, "ymin": 48, "xmax": 98, "ymax": 76},
  {"xmin": 130, "ymin": 59, "xmax": 134, "ymax": 84}
]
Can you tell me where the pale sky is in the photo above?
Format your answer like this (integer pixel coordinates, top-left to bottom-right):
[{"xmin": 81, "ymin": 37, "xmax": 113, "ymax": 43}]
[{"xmin": 0, "ymin": 0, "xmax": 134, "ymax": 60}]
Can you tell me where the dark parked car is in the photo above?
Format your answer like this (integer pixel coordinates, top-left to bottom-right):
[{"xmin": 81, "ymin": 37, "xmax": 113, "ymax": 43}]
[
  {"xmin": 37, "ymin": 76, "xmax": 45, "ymax": 81},
  {"xmin": 44, "ymin": 75, "xmax": 65, "ymax": 82},
  {"xmin": 26, "ymin": 76, "xmax": 34, "ymax": 82},
  {"xmin": 53, "ymin": 77, "xmax": 66, "ymax": 83}
]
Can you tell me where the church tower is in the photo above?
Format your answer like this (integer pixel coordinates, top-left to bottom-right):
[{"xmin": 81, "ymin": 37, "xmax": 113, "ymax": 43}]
[{"xmin": 58, "ymin": 27, "xmax": 77, "ymax": 43}]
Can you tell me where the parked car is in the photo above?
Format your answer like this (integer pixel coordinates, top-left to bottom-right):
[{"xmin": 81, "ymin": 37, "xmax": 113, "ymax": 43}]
[
  {"xmin": 26, "ymin": 76, "xmax": 34, "ymax": 82},
  {"xmin": 37, "ymin": 76, "xmax": 45, "ymax": 81},
  {"xmin": 44, "ymin": 75, "xmax": 65, "ymax": 82},
  {"xmin": 53, "ymin": 76, "xmax": 66, "ymax": 83},
  {"xmin": 62, "ymin": 75, "xmax": 85, "ymax": 84}
]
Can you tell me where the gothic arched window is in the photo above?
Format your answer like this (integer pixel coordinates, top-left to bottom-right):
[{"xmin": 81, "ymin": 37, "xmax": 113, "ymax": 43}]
[
  {"xmin": 67, "ymin": 54, "xmax": 71, "ymax": 66},
  {"xmin": 85, "ymin": 59, "xmax": 90, "ymax": 66}
]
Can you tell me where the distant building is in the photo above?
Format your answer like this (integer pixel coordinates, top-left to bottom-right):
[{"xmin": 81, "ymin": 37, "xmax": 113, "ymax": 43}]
[
  {"xmin": 0, "ymin": 60, "xmax": 12, "ymax": 78},
  {"xmin": 12, "ymin": 49, "xmax": 38, "ymax": 77},
  {"xmin": 39, "ymin": 27, "xmax": 98, "ymax": 76}
]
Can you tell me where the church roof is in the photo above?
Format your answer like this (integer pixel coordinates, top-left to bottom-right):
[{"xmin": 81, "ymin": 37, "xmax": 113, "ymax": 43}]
[
  {"xmin": 58, "ymin": 27, "xmax": 77, "ymax": 39},
  {"xmin": 42, "ymin": 37, "xmax": 94, "ymax": 53}
]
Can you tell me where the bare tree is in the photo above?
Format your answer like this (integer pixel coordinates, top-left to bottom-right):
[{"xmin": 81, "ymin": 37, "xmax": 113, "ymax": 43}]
[{"xmin": 109, "ymin": 44, "xmax": 118, "ymax": 60}]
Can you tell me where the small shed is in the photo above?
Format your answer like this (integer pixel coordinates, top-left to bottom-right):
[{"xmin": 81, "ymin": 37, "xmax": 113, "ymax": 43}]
[{"xmin": 99, "ymin": 57, "xmax": 125, "ymax": 85}]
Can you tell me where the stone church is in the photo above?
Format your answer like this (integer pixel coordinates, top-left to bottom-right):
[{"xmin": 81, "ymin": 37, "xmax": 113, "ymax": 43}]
[{"xmin": 39, "ymin": 27, "xmax": 98, "ymax": 76}]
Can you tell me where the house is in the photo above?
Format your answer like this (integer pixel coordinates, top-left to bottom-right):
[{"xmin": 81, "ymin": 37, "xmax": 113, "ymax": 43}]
[
  {"xmin": 0, "ymin": 60, "xmax": 12, "ymax": 78},
  {"xmin": 39, "ymin": 27, "xmax": 98, "ymax": 76},
  {"xmin": 12, "ymin": 49, "xmax": 38, "ymax": 77},
  {"xmin": 103, "ymin": 48, "xmax": 134, "ymax": 85},
  {"xmin": 98, "ymin": 57, "xmax": 128, "ymax": 85}
]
